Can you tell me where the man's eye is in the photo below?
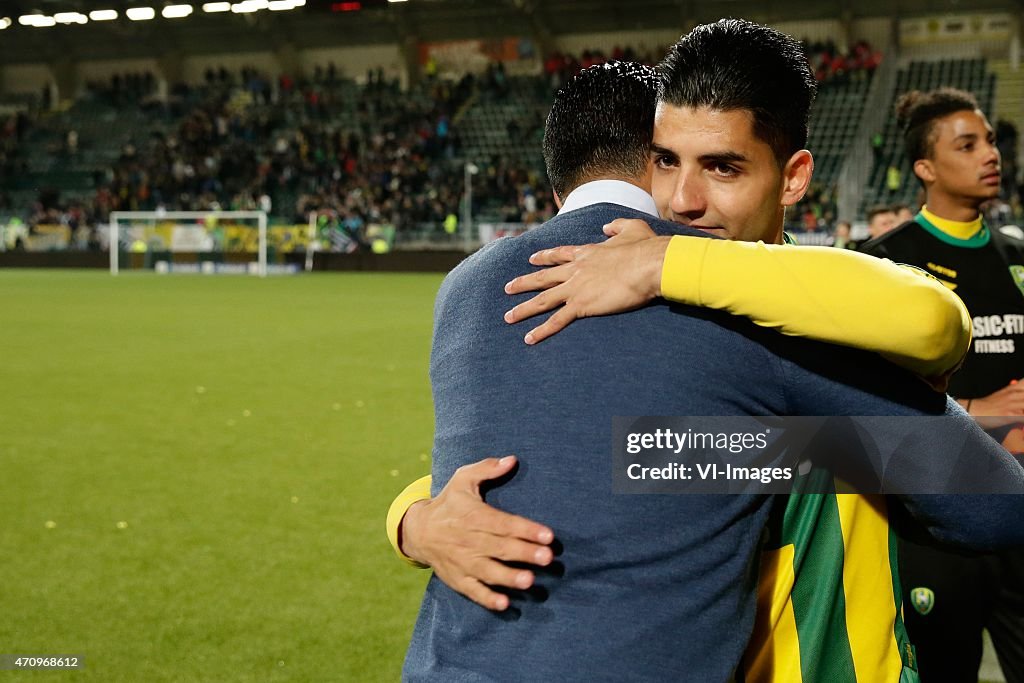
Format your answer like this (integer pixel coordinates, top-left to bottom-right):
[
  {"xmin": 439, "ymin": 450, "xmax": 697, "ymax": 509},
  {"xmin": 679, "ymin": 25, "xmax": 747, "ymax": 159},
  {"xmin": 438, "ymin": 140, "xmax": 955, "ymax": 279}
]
[
  {"xmin": 655, "ymin": 156, "xmax": 675, "ymax": 168},
  {"xmin": 712, "ymin": 164, "xmax": 738, "ymax": 176}
]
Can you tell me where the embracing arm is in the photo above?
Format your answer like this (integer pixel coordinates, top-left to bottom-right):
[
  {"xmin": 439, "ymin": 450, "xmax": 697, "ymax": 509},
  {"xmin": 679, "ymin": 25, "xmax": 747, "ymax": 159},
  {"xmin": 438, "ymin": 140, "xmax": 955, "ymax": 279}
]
[
  {"xmin": 507, "ymin": 221, "xmax": 970, "ymax": 385},
  {"xmin": 890, "ymin": 407, "xmax": 1024, "ymax": 550},
  {"xmin": 661, "ymin": 236, "xmax": 971, "ymax": 384},
  {"xmin": 384, "ymin": 456, "xmax": 555, "ymax": 610},
  {"xmin": 784, "ymin": 355, "xmax": 1024, "ymax": 550}
]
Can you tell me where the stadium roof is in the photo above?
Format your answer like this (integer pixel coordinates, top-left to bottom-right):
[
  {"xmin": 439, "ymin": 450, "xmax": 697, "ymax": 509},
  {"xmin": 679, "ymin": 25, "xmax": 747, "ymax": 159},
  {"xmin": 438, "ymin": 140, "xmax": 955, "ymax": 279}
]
[{"xmin": 0, "ymin": 0, "xmax": 1021, "ymax": 65}]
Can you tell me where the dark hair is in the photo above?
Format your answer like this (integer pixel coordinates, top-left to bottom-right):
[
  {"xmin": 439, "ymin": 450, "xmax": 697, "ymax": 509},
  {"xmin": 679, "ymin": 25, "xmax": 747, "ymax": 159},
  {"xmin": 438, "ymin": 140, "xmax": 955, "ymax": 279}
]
[
  {"xmin": 658, "ymin": 18, "xmax": 817, "ymax": 164},
  {"xmin": 896, "ymin": 87, "xmax": 980, "ymax": 163},
  {"xmin": 867, "ymin": 204, "xmax": 895, "ymax": 222},
  {"xmin": 542, "ymin": 61, "xmax": 658, "ymax": 197}
]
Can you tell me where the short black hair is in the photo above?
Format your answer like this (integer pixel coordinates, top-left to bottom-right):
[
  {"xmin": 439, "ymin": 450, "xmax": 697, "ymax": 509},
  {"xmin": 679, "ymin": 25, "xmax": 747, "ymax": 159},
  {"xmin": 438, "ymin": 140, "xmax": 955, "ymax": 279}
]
[
  {"xmin": 867, "ymin": 204, "xmax": 895, "ymax": 222},
  {"xmin": 896, "ymin": 88, "xmax": 980, "ymax": 163},
  {"xmin": 658, "ymin": 18, "xmax": 817, "ymax": 165},
  {"xmin": 542, "ymin": 61, "xmax": 658, "ymax": 198}
]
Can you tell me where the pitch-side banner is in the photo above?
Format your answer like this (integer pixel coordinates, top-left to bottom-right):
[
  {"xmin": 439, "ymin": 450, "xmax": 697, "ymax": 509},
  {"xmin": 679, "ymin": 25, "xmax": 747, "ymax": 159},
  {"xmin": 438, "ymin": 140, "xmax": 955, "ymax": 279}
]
[
  {"xmin": 171, "ymin": 225, "xmax": 215, "ymax": 252},
  {"xmin": 611, "ymin": 415, "xmax": 1024, "ymax": 494}
]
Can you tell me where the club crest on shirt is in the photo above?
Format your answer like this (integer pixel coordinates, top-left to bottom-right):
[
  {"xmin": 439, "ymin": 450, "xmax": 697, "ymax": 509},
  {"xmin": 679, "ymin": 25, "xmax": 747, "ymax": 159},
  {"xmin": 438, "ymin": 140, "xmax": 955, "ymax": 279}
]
[
  {"xmin": 910, "ymin": 587, "xmax": 935, "ymax": 615},
  {"xmin": 1010, "ymin": 266, "xmax": 1024, "ymax": 299}
]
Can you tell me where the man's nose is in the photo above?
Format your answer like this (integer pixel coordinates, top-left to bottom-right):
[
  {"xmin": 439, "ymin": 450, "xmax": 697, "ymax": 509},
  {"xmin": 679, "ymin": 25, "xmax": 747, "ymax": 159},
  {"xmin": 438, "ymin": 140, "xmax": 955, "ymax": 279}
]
[
  {"xmin": 984, "ymin": 141, "xmax": 1001, "ymax": 168},
  {"xmin": 669, "ymin": 171, "xmax": 708, "ymax": 220},
  {"xmin": 983, "ymin": 139, "xmax": 999, "ymax": 168}
]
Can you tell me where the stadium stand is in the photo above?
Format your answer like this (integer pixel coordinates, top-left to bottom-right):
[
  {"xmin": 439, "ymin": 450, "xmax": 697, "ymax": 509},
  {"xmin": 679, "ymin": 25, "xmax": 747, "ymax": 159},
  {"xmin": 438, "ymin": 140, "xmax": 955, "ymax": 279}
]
[
  {"xmin": 786, "ymin": 71, "xmax": 875, "ymax": 232},
  {"xmin": 5, "ymin": 70, "xmax": 476, "ymax": 246},
  {"xmin": 6, "ymin": 34, "xmax": 1024, "ymax": 253},
  {"xmin": 781, "ymin": 38, "xmax": 881, "ymax": 234}
]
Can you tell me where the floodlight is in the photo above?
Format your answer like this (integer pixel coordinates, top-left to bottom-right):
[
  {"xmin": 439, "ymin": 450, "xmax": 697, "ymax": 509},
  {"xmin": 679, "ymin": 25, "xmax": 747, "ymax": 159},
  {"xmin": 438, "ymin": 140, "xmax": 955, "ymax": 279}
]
[
  {"xmin": 126, "ymin": 7, "xmax": 156, "ymax": 20},
  {"xmin": 56, "ymin": 12, "xmax": 89, "ymax": 24},
  {"xmin": 18, "ymin": 14, "xmax": 56, "ymax": 27},
  {"xmin": 231, "ymin": 0, "xmax": 268, "ymax": 12},
  {"xmin": 162, "ymin": 4, "xmax": 194, "ymax": 18}
]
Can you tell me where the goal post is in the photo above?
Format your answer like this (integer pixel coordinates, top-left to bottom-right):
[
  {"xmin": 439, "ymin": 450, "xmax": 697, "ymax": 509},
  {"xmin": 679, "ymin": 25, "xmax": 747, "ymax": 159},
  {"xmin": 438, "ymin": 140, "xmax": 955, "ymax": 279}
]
[{"xmin": 109, "ymin": 211, "xmax": 269, "ymax": 277}]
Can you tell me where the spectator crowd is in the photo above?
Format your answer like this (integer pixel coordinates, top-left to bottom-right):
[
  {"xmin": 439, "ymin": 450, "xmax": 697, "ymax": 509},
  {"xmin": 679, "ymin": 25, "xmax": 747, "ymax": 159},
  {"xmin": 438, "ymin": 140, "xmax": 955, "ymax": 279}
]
[{"xmin": 6, "ymin": 40, "xmax": 1024, "ymax": 254}]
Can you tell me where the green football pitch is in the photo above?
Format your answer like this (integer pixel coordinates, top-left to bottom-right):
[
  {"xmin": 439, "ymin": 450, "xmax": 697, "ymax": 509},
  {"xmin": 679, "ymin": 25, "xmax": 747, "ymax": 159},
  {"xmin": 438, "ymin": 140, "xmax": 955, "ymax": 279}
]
[
  {"xmin": 1, "ymin": 270, "xmax": 439, "ymax": 682},
  {"xmin": 1, "ymin": 269, "xmax": 1009, "ymax": 683}
]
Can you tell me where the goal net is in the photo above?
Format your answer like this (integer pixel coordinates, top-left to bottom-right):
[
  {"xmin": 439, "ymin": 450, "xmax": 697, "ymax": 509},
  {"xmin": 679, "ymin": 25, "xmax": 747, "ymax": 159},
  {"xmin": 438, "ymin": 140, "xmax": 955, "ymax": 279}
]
[{"xmin": 109, "ymin": 211, "xmax": 280, "ymax": 276}]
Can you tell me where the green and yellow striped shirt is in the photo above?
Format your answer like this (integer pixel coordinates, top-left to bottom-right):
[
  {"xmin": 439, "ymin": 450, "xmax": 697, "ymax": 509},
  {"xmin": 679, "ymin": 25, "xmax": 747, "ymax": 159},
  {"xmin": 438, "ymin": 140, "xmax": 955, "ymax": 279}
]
[{"xmin": 741, "ymin": 471, "xmax": 918, "ymax": 683}]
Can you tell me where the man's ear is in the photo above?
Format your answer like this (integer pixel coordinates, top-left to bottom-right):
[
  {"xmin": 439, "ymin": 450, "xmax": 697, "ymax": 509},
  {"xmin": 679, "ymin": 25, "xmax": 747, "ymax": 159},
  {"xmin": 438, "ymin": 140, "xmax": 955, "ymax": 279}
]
[
  {"xmin": 553, "ymin": 190, "xmax": 562, "ymax": 209},
  {"xmin": 913, "ymin": 159, "xmax": 936, "ymax": 185},
  {"xmin": 780, "ymin": 150, "xmax": 814, "ymax": 207}
]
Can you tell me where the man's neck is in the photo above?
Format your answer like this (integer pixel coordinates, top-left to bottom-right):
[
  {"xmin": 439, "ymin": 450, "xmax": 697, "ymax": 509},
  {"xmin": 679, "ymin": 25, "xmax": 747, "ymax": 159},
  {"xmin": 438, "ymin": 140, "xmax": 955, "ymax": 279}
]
[
  {"xmin": 583, "ymin": 174, "xmax": 651, "ymax": 195},
  {"xmin": 922, "ymin": 193, "xmax": 982, "ymax": 223},
  {"xmin": 918, "ymin": 205, "xmax": 984, "ymax": 241},
  {"xmin": 768, "ymin": 210, "xmax": 785, "ymax": 244}
]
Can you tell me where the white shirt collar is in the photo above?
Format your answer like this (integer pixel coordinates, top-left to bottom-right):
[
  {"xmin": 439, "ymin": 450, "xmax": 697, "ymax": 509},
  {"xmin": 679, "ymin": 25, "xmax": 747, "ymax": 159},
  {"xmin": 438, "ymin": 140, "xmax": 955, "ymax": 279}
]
[{"xmin": 557, "ymin": 179, "xmax": 659, "ymax": 218}]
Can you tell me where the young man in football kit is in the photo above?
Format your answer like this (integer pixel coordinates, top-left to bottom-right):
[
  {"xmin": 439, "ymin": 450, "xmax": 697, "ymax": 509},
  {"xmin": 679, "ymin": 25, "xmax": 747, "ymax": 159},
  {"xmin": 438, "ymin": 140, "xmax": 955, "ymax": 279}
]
[{"xmin": 859, "ymin": 87, "xmax": 1024, "ymax": 683}]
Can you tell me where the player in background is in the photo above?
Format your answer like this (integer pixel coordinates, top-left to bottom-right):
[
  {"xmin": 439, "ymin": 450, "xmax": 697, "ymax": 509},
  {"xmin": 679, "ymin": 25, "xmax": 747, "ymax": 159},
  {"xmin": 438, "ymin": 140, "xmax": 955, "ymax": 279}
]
[
  {"xmin": 862, "ymin": 89, "xmax": 1024, "ymax": 414},
  {"xmin": 859, "ymin": 87, "xmax": 1024, "ymax": 683}
]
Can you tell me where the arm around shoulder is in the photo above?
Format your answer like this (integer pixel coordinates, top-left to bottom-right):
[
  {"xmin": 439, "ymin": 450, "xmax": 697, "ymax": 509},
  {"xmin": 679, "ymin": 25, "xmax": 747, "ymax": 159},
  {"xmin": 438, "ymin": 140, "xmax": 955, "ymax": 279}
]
[{"xmin": 659, "ymin": 236, "xmax": 970, "ymax": 380}]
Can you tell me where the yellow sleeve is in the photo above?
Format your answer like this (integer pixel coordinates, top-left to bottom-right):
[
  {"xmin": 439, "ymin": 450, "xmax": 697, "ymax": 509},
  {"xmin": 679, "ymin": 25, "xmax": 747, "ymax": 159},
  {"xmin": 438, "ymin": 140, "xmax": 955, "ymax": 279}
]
[
  {"xmin": 660, "ymin": 236, "xmax": 971, "ymax": 380},
  {"xmin": 385, "ymin": 475, "xmax": 433, "ymax": 569}
]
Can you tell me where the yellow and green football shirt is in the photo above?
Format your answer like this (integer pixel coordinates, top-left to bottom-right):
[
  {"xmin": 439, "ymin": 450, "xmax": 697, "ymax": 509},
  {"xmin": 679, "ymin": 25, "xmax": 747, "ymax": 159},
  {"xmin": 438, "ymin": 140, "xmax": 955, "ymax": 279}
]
[{"xmin": 742, "ymin": 473, "xmax": 918, "ymax": 683}]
